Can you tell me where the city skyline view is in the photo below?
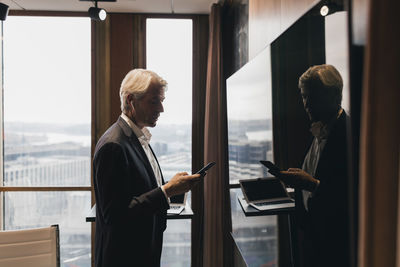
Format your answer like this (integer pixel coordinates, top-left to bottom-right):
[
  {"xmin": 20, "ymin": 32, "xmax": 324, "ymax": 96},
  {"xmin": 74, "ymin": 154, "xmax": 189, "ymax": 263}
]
[
  {"xmin": 3, "ymin": 119, "xmax": 194, "ymax": 267},
  {"xmin": 2, "ymin": 15, "xmax": 278, "ymax": 267}
]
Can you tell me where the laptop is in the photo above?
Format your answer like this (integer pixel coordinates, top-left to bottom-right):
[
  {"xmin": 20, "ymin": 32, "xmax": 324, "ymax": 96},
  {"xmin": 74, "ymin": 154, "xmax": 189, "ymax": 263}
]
[
  {"xmin": 167, "ymin": 193, "xmax": 187, "ymax": 214},
  {"xmin": 239, "ymin": 177, "xmax": 294, "ymax": 211}
]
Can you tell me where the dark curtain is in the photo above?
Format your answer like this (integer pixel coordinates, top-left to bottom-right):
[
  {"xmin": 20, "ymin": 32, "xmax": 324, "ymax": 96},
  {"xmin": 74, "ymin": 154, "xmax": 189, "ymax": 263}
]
[
  {"xmin": 191, "ymin": 15, "xmax": 210, "ymax": 267},
  {"xmin": 357, "ymin": 0, "xmax": 400, "ymax": 266},
  {"xmin": 202, "ymin": 3, "xmax": 233, "ymax": 267}
]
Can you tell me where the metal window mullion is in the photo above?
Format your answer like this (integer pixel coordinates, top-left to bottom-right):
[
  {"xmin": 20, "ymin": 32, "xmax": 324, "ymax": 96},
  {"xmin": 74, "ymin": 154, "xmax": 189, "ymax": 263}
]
[
  {"xmin": 0, "ymin": 20, "xmax": 4, "ymax": 231},
  {"xmin": 0, "ymin": 186, "xmax": 92, "ymax": 192}
]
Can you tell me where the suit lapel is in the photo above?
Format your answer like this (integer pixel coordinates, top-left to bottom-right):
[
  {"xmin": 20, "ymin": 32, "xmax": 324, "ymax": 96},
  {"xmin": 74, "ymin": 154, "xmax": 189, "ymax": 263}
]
[
  {"xmin": 117, "ymin": 117, "xmax": 158, "ymax": 188},
  {"xmin": 315, "ymin": 111, "xmax": 347, "ymax": 180},
  {"xmin": 148, "ymin": 144, "xmax": 165, "ymax": 184}
]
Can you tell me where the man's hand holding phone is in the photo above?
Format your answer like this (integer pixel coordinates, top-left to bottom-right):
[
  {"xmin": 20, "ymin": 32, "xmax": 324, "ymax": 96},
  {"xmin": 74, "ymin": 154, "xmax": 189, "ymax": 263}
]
[
  {"xmin": 163, "ymin": 172, "xmax": 201, "ymax": 198},
  {"xmin": 195, "ymin": 162, "xmax": 216, "ymax": 177},
  {"xmin": 260, "ymin": 161, "xmax": 319, "ymax": 192},
  {"xmin": 163, "ymin": 162, "xmax": 216, "ymax": 198},
  {"xmin": 280, "ymin": 168, "xmax": 320, "ymax": 192},
  {"xmin": 260, "ymin": 160, "xmax": 282, "ymax": 177}
]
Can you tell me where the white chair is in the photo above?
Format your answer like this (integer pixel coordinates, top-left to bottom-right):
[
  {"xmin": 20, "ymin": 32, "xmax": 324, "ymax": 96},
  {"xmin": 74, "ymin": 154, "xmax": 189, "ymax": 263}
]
[{"xmin": 0, "ymin": 225, "xmax": 60, "ymax": 267}]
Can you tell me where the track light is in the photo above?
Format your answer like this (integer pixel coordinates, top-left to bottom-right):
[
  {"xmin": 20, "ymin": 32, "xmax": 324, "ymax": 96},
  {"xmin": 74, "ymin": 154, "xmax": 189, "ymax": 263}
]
[
  {"xmin": 0, "ymin": 2, "xmax": 9, "ymax": 21},
  {"xmin": 88, "ymin": 1, "xmax": 107, "ymax": 21}
]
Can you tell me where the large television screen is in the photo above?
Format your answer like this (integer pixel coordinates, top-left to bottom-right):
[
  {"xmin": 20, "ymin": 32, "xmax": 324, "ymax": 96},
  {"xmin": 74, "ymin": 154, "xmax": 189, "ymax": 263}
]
[{"xmin": 226, "ymin": 47, "xmax": 273, "ymax": 184}]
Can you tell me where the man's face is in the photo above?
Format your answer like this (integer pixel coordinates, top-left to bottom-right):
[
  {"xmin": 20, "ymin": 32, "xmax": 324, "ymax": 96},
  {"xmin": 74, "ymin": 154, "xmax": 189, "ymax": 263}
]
[
  {"xmin": 300, "ymin": 86, "xmax": 337, "ymax": 122},
  {"xmin": 132, "ymin": 83, "xmax": 165, "ymax": 129}
]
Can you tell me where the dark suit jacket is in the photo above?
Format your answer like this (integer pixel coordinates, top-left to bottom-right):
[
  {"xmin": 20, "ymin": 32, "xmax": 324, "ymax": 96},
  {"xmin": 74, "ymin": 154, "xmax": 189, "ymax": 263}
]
[
  {"xmin": 93, "ymin": 117, "xmax": 169, "ymax": 267},
  {"xmin": 295, "ymin": 111, "xmax": 350, "ymax": 267}
]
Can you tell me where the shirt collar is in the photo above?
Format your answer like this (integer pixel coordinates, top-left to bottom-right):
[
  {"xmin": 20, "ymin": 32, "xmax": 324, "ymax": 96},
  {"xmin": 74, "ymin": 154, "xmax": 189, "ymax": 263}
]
[
  {"xmin": 310, "ymin": 108, "xmax": 343, "ymax": 140},
  {"xmin": 121, "ymin": 113, "xmax": 152, "ymax": 144}
]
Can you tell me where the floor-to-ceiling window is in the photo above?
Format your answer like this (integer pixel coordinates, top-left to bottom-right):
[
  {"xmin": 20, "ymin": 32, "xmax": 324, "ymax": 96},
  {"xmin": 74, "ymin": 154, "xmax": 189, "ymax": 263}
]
[
  {"xmin": 0, "ymin": 16, "xmax": 92, "ymax": 267},
  {"xmin": 146, "ymin": 18, "xmax": 193, "ymax": 267}
]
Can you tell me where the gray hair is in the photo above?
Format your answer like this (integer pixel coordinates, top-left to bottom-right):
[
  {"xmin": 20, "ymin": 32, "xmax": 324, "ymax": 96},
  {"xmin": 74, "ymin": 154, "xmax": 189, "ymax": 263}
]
[
  {"xmin": 119, "ymin": 69, "xmax": 167, "ymax": 113},
  {"xmin": 298, "ymin": 64, "xmax": 343, "ymax": 105}
]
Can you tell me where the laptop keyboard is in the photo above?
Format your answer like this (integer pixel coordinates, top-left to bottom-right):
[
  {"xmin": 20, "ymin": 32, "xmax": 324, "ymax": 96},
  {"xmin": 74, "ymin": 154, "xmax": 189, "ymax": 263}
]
[
  {"xmin": 169, "ymin": 206, "xmax": 182, "ymax": 210},
  {"xmin": 254, "ymin": 199, "xmax": 294, "ymax": 206}
]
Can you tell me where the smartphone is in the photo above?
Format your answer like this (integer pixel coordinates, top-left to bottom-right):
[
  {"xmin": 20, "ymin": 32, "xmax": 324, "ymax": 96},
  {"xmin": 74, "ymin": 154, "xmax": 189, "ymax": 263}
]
[
  {"xmin": 195, "ymin": 162, "xmax": 216, "ymax": 175},
  {"xmin": 260, "ymin": 160, "xmax": 282, "ymax": 176}
]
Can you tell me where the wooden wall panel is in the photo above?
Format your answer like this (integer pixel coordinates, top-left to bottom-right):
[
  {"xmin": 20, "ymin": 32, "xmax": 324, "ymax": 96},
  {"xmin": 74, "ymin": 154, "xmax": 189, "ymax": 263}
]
[
  {"xmin": 249, "ymin": 0, "xmax": 281, "ymax": 59},
  {"xmin": 93, "ymin": 19, "xmax": 112, "ymax": 143},
  {"xmin": 280, "ymin": 0, "xmax": 319, "ymax": 33},
  {"xmin": 249, "ymin": 0, "xmax": 321, "ymax": 59},
  {"xmin": 93, "ymin": 13, "xmax": 146, "ymax": 142},
  {"xmin": 109, "ymin": 14, "xmax": 135, "ymax": 123}
]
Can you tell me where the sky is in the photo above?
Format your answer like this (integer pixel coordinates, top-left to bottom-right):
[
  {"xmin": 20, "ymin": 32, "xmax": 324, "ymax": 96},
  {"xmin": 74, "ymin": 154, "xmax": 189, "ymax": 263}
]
[
  {"xmin": 2, "ymin": 14, "xmax": 346, "ymax": 125},
  {"xmin": 2, "ymin": 17, "xmax": 193, "ymax": 125},
  {"xmin": 3, "ymin": 16, "xmax": 91, "ymax": 124},
  {"xmin": 226, "ymin": 47, "xmax": 272, "ymax": 121},
  {"xmin": 146, "ymin": 18, "xmax": 193, "ymax": 125}
]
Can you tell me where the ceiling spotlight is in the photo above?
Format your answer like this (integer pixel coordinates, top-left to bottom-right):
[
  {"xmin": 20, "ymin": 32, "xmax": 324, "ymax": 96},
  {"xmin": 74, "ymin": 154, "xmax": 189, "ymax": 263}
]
[
  {"xmin": 320, "ymin": 5, "xmax": 330, "ymax": 16},
  {"xmin": 88, "ymin": 1, "xmax": 107, "ymax": 21},
  {"xmin": 0, "ymin": 2, "xmax": 9, "ymax": 21},
  {"xmin": 319, "ymin": 2, "xmax": 341, "ymax": 17}
]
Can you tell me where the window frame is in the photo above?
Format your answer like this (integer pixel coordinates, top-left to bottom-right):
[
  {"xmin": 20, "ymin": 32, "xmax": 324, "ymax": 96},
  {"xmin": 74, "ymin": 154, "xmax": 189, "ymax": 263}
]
[
  {"xmin": 0, "ymin": 12, "xmax": 93, "ymax": 265},
  {"xmin": 143, "ymin": 14, "xmax": 207, "ymax": 267},
  {"xmin": 0, "ymin": 12, "xmax": 93, "ymax": 190},
  {"xmin": 0, "ymin": 11, "xmax": 209, "ymax": 267}
]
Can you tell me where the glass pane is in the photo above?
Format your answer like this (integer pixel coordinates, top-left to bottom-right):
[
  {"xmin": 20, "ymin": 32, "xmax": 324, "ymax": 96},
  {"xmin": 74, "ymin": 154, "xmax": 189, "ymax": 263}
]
[
  {"xmin": 4, "ymin": 191, "xmax": 91, "ymax": 267},
  {"xmin": 227, "ymin": 47, "xmax": 278, "ymax": 266},
  {"xmin": 325, "ymin": 11, "xmax": 349, "ymax": 112},
  {"xmin": 226, "ymin": 47, "xmax": 273, "ymax": 184},
  {"xmin": 231, "ymin": 188, "xmax": 278, "ymax": 267},
  {"xmin": 3, "ymin": 16, "xmax": 91, "ymax": 186},
  {"xmin": 146, "ymin": 18, "xmax": 193, "ymax": 266},
  {"xmin": 162, "ymin": 220, "xmax": 191, "ymax": 267}
]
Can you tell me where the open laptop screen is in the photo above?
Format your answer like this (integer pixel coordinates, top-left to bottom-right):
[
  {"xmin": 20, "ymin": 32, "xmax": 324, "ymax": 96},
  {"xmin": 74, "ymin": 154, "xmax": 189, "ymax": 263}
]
[
  {"xmin": 240, "ymin": 178, "xmax": 288, "ymax": 202},
  {"xmin": 170, "ymin": 193, "xmax": 185, "ymax": 204}
]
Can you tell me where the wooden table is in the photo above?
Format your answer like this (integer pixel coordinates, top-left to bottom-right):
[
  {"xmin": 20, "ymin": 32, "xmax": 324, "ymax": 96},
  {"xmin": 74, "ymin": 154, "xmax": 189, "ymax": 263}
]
[
  {"xmin": 237, "ymin": 195, "xmax": 295, "ymax": 216},
  {"xmin": 86, "ymin": 204, "xmax": 194, "ymax": 222}
]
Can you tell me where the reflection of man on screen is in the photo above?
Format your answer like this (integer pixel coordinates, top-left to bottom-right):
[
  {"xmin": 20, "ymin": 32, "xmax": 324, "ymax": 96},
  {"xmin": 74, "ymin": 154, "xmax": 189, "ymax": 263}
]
[{"xmin": 278, "ymin": 65, "xmax": 350, "ymax": 267}]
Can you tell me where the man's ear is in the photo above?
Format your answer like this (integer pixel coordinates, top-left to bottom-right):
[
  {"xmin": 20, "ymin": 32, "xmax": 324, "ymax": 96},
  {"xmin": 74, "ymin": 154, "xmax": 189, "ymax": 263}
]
[
  {"xmin": 127, "ymin": 95, "xmax": 136, "ymax": 115},
  {"xmin": 127, "ymin": 95, "xmax": 134, "ymax": 108},
  {"xmin": 130, "ymin": 99, "xmax": 136, "ymax": 115}
]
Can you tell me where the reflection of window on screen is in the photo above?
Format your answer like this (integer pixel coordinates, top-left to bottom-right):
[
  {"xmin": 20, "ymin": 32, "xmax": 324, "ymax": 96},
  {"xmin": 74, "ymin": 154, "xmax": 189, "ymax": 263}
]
[
  {"xmin": 146, "ymin": 18, "xmax": 193, "ymax": 266},
  {"xmin": 227, "ymin": 46, "xmax": 278, "ymax": 267},
  {"xmin": 325, "ymin": 11, "xmax": 349, "ymax": 112},
  {"xmin": 2, "ymin": 16, "xmax": 92, "ymax": 267}
]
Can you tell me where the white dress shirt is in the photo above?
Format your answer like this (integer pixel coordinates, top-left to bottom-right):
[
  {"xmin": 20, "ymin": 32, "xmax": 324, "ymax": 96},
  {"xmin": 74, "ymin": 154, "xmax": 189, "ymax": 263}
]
[
  {"xmin": 302, "ymin": 131, "xmax": 328, "ymax": 210},
  {"xmin": 302, "ymin": 109, "xmax": 343, "ymax": 210},
  {"xmin": 121, "ymin": 113, "xmax": 169, "ymax": 202}
]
